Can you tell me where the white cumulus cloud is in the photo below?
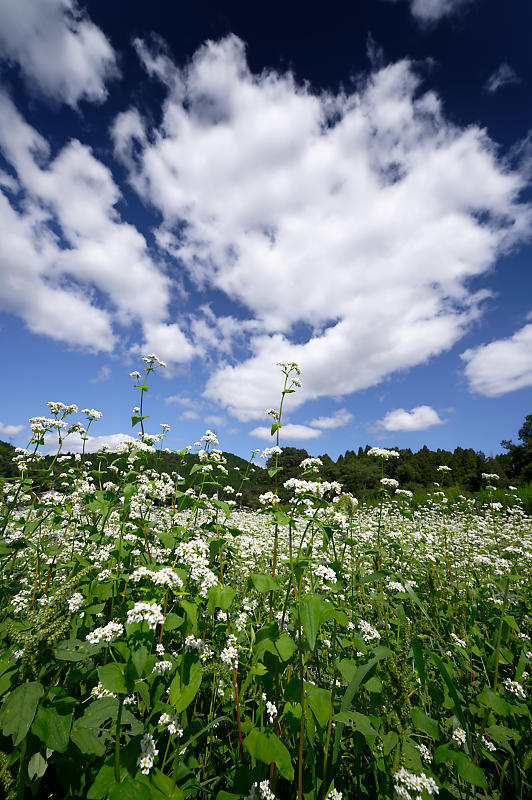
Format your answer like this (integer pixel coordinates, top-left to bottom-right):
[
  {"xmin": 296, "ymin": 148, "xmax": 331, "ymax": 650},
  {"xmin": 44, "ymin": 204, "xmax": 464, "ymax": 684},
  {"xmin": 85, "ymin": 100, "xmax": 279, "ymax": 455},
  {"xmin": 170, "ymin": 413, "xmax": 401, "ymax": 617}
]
[
  {"xmin": 0, "ymin": 91, "xmax": 195, "ymax": 360},
  {"xmin": 0, "ymin": 0, "xmax": 118, "ymax": 106},
  {"xmin": 376, "ymin": 405, "xmax": 445, "ymax": 431},
  {"xmin": 249, "ymin": 424, "xmax": 322, "ymax": 441},
  {"xmin": 0, "ymin": 422, "xmax": 24, "ymax": 437},
  {"xmin": 308, "ymin": 408, "xmax": 354, "ymax": 429},
  {"xmin": 383, "ymin": 0, "xmax": 474, "ymax": 24},
  {"xmin": 113, "ymin": 36, "xmax": 530, "ymax": 420},
  {"xmin": 45, "ymin": 432, "xmax": 136, "ymax": 454},
  {"xmin": 461, "ymin": 321, "xmax": 532, "ymax": 396}
]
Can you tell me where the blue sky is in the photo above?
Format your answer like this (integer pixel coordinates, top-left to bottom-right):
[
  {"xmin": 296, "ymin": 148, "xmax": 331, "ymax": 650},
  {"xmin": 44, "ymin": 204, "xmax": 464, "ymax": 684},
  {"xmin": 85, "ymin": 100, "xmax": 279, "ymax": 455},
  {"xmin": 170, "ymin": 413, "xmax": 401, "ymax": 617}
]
[{"xmin": 0, "ymin": 0, "xmax": 531, "ymax": 461}]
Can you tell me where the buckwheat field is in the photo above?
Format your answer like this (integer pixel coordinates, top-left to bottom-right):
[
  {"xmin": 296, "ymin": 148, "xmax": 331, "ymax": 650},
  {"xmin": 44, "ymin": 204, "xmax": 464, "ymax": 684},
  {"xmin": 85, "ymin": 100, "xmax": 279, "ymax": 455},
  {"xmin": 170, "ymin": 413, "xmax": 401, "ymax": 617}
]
[{"xmin": 0, "ymin": 359, "xmax": 530, "ymax": 800}]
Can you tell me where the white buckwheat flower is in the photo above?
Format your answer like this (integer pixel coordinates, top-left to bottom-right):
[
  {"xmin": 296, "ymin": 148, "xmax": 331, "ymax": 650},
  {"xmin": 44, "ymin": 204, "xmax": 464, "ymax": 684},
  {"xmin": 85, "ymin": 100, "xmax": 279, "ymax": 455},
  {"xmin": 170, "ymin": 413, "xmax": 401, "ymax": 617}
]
[{"xmin": 126, "ymin": 601, "xmax": 164, "ymax": 630}]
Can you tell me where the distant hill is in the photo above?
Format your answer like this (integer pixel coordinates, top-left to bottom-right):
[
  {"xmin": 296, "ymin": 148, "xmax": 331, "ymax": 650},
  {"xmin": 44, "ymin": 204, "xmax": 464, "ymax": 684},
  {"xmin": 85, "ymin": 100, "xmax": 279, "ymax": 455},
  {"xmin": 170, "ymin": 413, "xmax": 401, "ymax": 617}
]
[{"xmin": 1, "ymin": 413, "xmax": 531, "ymax": 505}]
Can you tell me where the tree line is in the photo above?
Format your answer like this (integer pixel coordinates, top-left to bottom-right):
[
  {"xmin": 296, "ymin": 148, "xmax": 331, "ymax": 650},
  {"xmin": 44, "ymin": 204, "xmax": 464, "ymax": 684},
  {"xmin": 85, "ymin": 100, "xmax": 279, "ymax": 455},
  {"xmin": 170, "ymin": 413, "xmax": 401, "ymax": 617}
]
[{"xmin": 1, "ymin": 413, "xmax": 531, "ymax": 508}]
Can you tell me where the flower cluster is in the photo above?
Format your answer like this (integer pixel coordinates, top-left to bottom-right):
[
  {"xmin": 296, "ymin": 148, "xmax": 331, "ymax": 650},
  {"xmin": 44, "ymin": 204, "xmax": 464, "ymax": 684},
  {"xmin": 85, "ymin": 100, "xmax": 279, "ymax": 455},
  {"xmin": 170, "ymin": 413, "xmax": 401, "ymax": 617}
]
[
  {"xmin": 259, "ymin": 491, "xmax": 280, "ymax": 506},
  {"xmin": 67, "ymin": 592, "xmax": 84, "ymax": 613},
  {"xmin": 393, "ymin": 767, "xmax": 439, "ymax": 798},
  {"xmin": 283, "ymin": 478, "xmax": 342, "ymax": 497},
  {"xmin": 152, "ymin": 660, "xmax": 173, "ymax": 675},
  {"xmin": 126, "ymin": 601, "xmax": 164, "ymax": 630},
  {"xmin": 358, "ymin": 620, "xmax": 381, "ymax": 643},
  {"xmin": 174, "ymin": 538, "xmax": 218, "ymax": 598},
  {"xmin": 137, "ymin": 733, "xmax": 158, "ymax": 775},
  {"xmin": 86, "ymin": 620, "xmax": 124, "ymax": 645},
  {"xmin": 368, "ymin": 447, "xmax": 400, "ymax": 459},
  {"xmin": 159, "ymin": 712, "xmax": 183, "ymax": 736},
  {"xmin": 262, "ymin": 694, "xmax": 277, "ymax": 723},
  {"xmin": 260, "ymin": 446, "xmax": 282, "ymax": 459},
  {"xmin": 503, "ymin": 678, "xmax": 526, "ymax": 699},
  {"xmin": 185, "ymin": 634, "xmax": 214, "ymax": 662},
  {"xmin": 300, "ymin": 457, "xmax": 323, "ymax": 470},
  {"xmin": 130, "ymin": 565, "xmax": 183, "ymax": 591},
  {"xmin": 220, "ymin": 634, "xmax": 239, "ymax": 670},
  {"xmin": 315, "ymin": 564, "xmax": 337, "ymax": 583},
  {"xmin": 247, "ymin": 779, "xmax": 276, "ymax": 800},
  {"xmin": 452, "ymin": 727, "xmax": 466, "ymax": 746},
  {"xmin": 416, "ymin": 743, "xmax": 432, "ymax": 763}
]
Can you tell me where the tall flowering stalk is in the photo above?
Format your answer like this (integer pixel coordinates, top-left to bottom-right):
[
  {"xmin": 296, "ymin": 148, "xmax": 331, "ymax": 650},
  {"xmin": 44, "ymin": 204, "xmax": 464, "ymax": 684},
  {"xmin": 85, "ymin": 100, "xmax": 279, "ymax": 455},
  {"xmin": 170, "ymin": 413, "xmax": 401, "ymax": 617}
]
[{"xmin": 265, "ymin": 361, "xmax": 302, "ymax": 593}]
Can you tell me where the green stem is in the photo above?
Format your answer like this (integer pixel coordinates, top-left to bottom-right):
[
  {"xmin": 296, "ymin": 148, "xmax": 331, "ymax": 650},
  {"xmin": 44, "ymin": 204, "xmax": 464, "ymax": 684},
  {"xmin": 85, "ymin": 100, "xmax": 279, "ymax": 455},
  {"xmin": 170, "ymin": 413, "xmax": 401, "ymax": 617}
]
[
  {"xmin": 493, "ymin": 576, "xmax": 510, "ymax": 692},
  {"xmin": 115, "ymin": 696, "xmax": 125, "ymax": 782}
]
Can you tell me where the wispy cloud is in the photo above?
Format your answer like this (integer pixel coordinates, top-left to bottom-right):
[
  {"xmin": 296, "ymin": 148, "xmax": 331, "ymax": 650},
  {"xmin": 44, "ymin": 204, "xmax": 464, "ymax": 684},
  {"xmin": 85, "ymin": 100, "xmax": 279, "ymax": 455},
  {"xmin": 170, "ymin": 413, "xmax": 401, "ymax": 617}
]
[
  {"xmin": 180, "ymin": 410, "xmax": 199, "ymax": 421},
  {"xmin": 484, "ymin": 63, "xmax": 521, "ymax": 95},
  {"xmin": 376, "ymin": 405, "xmax": 445, "ymax": 431},
  {"xmin": 461, "ymin": 322, "xmax": 532, "ymax": 396},
  {"xmin": 205, "ymin": 415, "xmax": 226, "ymax": 427},
  {"xmin": 90, "ymin": 365, "xmax": 111, "ymax": 384},
  {"xmin": 165, "ymin": 395, "xmax": 197, "ymax": 407}
]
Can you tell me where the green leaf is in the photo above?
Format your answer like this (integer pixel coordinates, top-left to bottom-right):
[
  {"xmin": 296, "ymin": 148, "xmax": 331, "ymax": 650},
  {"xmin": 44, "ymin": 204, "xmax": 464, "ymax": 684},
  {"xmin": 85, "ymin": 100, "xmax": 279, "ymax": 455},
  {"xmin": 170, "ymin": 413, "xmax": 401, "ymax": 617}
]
[
  {"xmin": 169, "ymin": 657, "xmax": 202, "ymax": 712},
  {"xmin": 383, "ymin": 730, "xmax": 399, "ymax": 756},
  {"xmin": 332, "ymin": 648, "xmax": 391, "ymax": 769},
  {"xmin": 268, "ymin": 466, "xmax": 283, "ymax": 477},
  {"xmin": 411, "ymin": 707, "xmax": 441, "ymax": 741},
  {"xmin": 108, "ymin": 775, "xmax": 151, "ymax": 800},
  {"xmin": 213, "ymin": 498, "xmax": 231, "ymax": 518},
  {"xmin": 485, "ymin": 724, "xmax": 520, "ymax": 751},
  {"xmin": 299, "ymin": 594, "xmax": 322, "ymax": 650},
  {"xmin": 131, "ymin": 646, "xmax": 148, "ymax": 679},
  {"xmin": 274, "ymin": 633, "xmax": 297, "ymax": 662},
  {"xmin": 98, "ymin": 662, "xmax": 129, "ymax": 695},
  {"xmin": 207, "ymin": 585, "xmax": 236, "ymax": 615},
  {"xmin": 0, "ymin": 681, "xmax": 44, "ymax": 745},
  {"xmin": 27, "ymin": 751, "xmax": 47, "ymax": 781},
  {"xmin": 434, "ymin": 747, "xmax": 487, "ymax": 788},
  {"xmin": 123, "ymin": 484, "xmax": 136, "ymax": 503},
  {"xmin": 249, "ymin": 573, "xmax": 281, "ymax": 593},
  {"xmin": 337, "ymin": 659, "xmax": 358, "ymax": 684},
  {"xmin": 270, "ymin": 423, "xmax": 282, "ymax": 436},
  {"xmin": 244, "ymin": 729, "xmax": 294, "ymax": 780},
  {"xmin": 333, "ymin": 711, "xmax": 378, "ymax": 741},
  {"xmin": 135, "ymin": 680, "xmax": 151, "ymax": 712},
  {"xmin": 80, "ymin": 697, "xmax": 119, "ymax": 727},
  {"xmin": 253, "ymin": 626, "xmax": 297, "ymax": 663},
  {"xmin": 431, "ymin": 653, "xmax": 467, "ymax": 733},
  {"xmin": 87, "ymin": 762, "xmax": 117, "ymax": 800},
  {"xmin": 164, "ymin": 613, "xmax": 184, "ymax": 632},
  {"xmin": 477, "ymin": 687, "xmax": 510, "ymax": 716},
  {"xmin": 70, "ymin": 723, "xmax": 106, "ymax": 756},
  {"xmin": 150, "ymin": 769, "xmax": 184, "ymax": 799},
  {"xmin": 54, "ymin": 638, "xmax": 101, "ymax": 662},
  {"xmin": 31, "ymin": 705, "xmax": 72, "ymax": 753},
  {"xmin": 307, "ymin": 687, "xmax": 332, "ymax": 729},
  {"xmin": 365, "ymin": 676, "xmax": 382, "ymax": 694}
]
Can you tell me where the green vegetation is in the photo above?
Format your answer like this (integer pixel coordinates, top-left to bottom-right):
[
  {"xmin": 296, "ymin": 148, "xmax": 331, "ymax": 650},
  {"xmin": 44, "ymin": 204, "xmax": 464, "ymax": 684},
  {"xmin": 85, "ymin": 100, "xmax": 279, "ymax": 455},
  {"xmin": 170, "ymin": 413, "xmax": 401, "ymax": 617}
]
[{"xmin": 0, "ymin": 359, "xmax": 530, "ymax": 800}]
